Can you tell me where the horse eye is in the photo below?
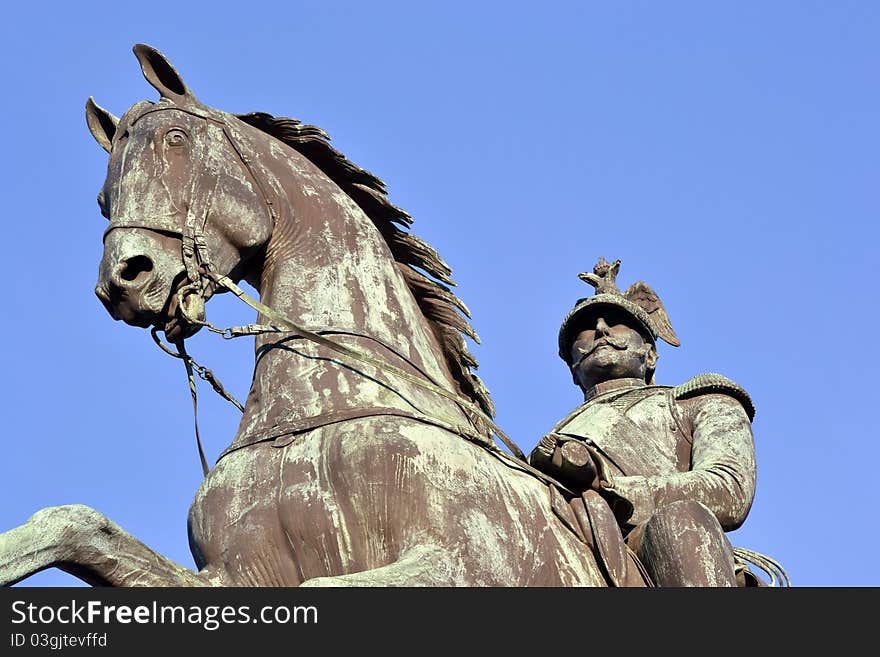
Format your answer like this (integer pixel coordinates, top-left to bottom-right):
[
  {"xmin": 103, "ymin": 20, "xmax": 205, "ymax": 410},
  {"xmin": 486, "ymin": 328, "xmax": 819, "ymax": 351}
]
[{"xmin": 165, "ymin": 129, "xmax": 188, "ymax": 147}]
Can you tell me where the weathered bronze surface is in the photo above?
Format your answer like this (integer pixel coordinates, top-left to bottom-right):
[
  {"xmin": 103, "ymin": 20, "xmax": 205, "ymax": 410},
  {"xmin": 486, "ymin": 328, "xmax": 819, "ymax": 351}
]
[{"xmin": 0, "ymin": 46, "xmax": 782, "ymax": 587}]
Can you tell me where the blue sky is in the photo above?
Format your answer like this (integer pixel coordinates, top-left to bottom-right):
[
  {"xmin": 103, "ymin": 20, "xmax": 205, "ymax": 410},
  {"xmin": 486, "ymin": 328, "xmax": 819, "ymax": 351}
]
[{"xmin": 0, "ymin": 2, "xmax": 877, "ymax": 586}]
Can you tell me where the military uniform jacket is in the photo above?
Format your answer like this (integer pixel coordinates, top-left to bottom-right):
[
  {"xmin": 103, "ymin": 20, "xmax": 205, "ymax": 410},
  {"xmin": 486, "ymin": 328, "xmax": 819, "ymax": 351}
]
[{"xmin": 550, "ymin": 374, "xmax": 757, "ymax": 531}]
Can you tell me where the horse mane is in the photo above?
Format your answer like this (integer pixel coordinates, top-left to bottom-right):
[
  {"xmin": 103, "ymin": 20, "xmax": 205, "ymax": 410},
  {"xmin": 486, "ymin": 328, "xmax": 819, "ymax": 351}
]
[{"xmin": 235, "ymin": 111, "xmax": 495, "ymax": 420}]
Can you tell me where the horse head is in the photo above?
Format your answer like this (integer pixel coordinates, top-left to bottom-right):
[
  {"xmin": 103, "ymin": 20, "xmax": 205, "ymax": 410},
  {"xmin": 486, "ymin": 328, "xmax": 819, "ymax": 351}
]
[{"xmin": 89, "ymin": 45, "xmax": 273, "ymax": 342}]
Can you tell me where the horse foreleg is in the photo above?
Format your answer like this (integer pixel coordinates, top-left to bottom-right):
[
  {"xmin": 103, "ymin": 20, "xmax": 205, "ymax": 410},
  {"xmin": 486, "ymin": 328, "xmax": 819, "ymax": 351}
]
[
  {"xmin": 0, "ymin": 505, "xmax": 216, "ymax": 587},
  {"xmin": 299, "ymin": 544, "xmax": 459, "ymax": 587}
]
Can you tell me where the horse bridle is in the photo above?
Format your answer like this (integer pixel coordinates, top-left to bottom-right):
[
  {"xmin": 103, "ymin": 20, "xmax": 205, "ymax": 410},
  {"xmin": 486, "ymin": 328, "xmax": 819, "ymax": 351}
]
[{"xmin": 105, "ymin": 102, "xmax": 278, "ymax": 333}]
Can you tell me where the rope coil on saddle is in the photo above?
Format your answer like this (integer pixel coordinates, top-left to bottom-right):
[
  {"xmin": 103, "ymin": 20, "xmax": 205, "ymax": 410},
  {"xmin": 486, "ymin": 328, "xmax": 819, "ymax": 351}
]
[{"xmin": 732, "ymin": 547, "xmax": 791, "ymax": 587}]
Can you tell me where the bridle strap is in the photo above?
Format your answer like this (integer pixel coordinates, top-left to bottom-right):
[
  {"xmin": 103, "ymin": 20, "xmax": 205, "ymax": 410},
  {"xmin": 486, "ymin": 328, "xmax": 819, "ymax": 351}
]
[
  {"xmin": 180, "ymin": 122, "xmax": 218, "ymax": 290},
  {"xmin": 177, "ymin": 340, "xmax": 211, "ymax": 477},
  {"xmin": 151, "ymin": 328, "xmax": 244, "ymax": 476},
  {"xmin": 108, "ymin": 103, "xmax": 279, "ymax": 293}
]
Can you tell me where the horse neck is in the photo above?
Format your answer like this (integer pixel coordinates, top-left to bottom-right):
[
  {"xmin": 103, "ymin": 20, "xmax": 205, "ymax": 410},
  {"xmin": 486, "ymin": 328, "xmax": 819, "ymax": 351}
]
[{"xmin": 230, "ymin": 147, "xmax": 466, "ymax": 446}]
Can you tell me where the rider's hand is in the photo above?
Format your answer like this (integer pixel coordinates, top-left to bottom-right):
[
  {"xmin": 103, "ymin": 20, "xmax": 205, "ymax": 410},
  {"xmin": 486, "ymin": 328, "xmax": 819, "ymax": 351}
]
[{"xmin": 530, "ymin": 433, "xmax": 599, "ymax": 490}]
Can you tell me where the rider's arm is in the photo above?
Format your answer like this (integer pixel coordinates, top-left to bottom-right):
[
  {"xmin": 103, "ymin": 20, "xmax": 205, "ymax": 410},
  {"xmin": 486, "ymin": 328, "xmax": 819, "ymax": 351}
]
[{"xmin": 599, "ymin": 393, "xmax": 756, "ymax": 530}]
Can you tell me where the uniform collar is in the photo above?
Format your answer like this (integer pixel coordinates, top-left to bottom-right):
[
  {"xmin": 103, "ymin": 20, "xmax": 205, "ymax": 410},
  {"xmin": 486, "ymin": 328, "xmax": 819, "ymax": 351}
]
[{"xmin": 582, "ymin": 377, "xmax": 646, "ymax": 403}]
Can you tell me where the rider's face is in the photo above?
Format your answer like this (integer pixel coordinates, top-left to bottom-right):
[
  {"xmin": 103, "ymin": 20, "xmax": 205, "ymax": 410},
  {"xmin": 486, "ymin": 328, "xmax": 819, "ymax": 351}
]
[{"xmin": 569, "ymin": 309, "xmax": 654, "ymax": 391}]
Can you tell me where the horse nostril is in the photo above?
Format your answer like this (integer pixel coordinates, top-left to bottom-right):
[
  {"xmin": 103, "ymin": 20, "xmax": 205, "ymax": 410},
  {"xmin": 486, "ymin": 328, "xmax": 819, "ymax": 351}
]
[{"xmin": 116, "ymin": 255, "xmax": 154, "ymax": 285}]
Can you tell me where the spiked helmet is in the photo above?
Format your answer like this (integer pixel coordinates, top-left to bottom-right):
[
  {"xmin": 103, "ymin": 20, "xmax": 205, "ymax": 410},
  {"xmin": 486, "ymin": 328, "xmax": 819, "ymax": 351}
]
[{"xmin": 558, "ymin": 258, "xmax": 681, "ymax": 365}]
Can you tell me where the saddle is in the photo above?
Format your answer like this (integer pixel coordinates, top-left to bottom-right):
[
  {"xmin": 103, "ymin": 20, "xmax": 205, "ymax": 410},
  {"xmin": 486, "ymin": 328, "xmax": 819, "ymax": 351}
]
[{"xmin": 548, "ymin": 484, "xmax": 647, "ymax": 586}]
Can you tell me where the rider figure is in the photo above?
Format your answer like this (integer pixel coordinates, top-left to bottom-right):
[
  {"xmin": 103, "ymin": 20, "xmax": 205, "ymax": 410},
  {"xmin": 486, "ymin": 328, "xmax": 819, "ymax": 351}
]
[{"xmin": 530, "ymin": 258, "xmax": 758, "ymax": 586}]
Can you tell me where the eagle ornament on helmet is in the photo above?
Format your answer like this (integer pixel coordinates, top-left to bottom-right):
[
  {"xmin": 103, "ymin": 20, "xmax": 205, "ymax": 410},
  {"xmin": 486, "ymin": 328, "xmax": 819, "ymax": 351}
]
[{"xmin": 558, "ymin": 258, "xmax": 681, "ymax": 384}]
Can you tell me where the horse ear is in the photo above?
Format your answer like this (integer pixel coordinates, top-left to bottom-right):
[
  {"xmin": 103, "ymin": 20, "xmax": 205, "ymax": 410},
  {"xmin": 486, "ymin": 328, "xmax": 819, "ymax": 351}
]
[
  {"xmin": 132, "ymin": 44, "xmax": 195, "ymax": 102},
  {"xmin": 85, "ymin": 97, "xmax": 118, "ymax": 153}
]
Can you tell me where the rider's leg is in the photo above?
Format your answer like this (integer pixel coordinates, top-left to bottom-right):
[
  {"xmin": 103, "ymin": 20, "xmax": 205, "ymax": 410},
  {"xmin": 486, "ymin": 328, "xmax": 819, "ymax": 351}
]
[{"xmin": 632, "ymin": 500, "xmax": 738, "ymax": 587}]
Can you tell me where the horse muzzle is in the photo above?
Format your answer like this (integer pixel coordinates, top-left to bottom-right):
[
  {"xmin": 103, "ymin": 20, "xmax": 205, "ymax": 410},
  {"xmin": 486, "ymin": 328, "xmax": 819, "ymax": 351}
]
[
  {"xmin": 96, "ymin": 227, "xmax": 188, "ymax": 331},
  {"xmin": 95, "ymin": 256, "xmax": 153, "ymax": 322}
]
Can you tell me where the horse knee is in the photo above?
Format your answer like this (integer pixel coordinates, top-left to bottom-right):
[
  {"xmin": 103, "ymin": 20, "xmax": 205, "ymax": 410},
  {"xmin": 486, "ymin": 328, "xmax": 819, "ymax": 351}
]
[{"xmin": 28, "ymin": 505, "xmax": 111, "ymax": 546}]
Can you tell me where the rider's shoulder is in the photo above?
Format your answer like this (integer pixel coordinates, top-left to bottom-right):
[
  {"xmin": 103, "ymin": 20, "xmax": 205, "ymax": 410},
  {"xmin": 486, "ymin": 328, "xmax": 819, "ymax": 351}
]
[{"xmin": 673, "ymin": 372, "xmax": 755, "ymax": 421}]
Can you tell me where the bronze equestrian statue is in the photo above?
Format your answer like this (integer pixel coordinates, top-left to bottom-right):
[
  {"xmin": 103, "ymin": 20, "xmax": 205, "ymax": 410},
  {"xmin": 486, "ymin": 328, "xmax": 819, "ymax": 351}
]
[{"xmin": 0, "ymin": 45, "xmax": 784, "ymax": 587}]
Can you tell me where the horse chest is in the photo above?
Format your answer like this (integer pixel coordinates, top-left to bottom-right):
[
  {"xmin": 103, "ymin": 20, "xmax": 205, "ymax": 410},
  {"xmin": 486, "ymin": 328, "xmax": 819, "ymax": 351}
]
[
  {"xmin": 186, "ymin": 446, "xmax": 301, "ymax": 585},
  {"xmin": 187, "ymin": 441, "xmax": 361, "ymax": 586}
]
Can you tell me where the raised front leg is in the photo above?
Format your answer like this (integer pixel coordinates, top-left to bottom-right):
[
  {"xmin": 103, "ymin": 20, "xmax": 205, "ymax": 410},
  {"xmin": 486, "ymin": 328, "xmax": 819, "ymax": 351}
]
[{"xmin": 0, "ymin": 505, "xmax": 218, "ymax": 587}]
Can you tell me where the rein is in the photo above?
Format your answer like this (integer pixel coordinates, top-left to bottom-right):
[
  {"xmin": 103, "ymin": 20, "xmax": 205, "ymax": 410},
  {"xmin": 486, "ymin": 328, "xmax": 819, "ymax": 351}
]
[
  {"xmin": 150, "ymin": 327, "xmax": 244, "ymax": 476},
  {"xmin": 155, "ymin": 289, "xmax": 570, "ymax": 492},
  {"xmin": 186, "ymin": 271, "xmax": 529, "ymax": 456}
]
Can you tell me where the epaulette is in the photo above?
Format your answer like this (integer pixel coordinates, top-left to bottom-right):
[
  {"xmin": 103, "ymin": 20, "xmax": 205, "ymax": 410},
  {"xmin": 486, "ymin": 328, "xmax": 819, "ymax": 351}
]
[{"xmin": 674, "ymin": 373, "xmax": 755, "ymax": 421}]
